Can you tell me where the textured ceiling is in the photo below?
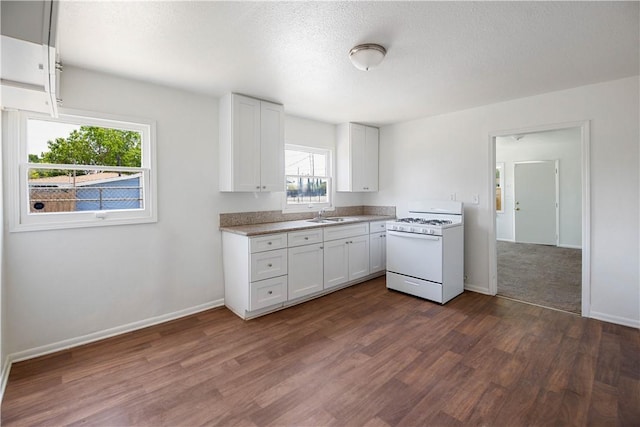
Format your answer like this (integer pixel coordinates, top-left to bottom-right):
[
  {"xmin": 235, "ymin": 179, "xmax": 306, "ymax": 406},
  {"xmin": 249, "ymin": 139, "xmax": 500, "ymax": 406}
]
[{"xmin": 56, "ymin": 1, "xmax": 639, "ymax": 126}]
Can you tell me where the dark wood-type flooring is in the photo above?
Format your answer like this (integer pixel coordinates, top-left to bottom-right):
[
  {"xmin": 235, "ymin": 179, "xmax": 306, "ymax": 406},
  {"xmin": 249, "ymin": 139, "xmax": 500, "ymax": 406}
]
[
  {"xmin": 498, "ymin": 241, "xmax": 582, "ymax": 314},
  {"xmin": 3, "ymin": 277, "xmax": 639, "ymax": 426}
]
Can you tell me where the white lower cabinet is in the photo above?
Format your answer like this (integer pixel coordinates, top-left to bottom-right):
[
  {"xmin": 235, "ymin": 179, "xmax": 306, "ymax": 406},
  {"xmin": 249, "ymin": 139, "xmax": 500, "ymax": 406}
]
[
  {"xmin": 250, "ymin": 248, "xmax": 287, "ymax": 282},
  {"xmin": 323, "ymin": 238, "xmax": 349, "ymax": 289},
  {"xmin": 250, "ymin": 275, "xmax": 287, "ymax": 311},
  {"xmin": 349, "ymin": 235, "xmax": 370, "ymax": 279},
  {"xmin": 324, "ymin": 234, "xmax": 370, "ymax": 290},
  {"xmin": 369, "ymin": 231, "xmax": 386, "ymax": 274},
  {"xmin": 288, "ymin": 243, "xmax": 324, "ymax": 300},
  {"xmin": 223, "ymin": 220, "xmax": 385, "ymax": 319}
]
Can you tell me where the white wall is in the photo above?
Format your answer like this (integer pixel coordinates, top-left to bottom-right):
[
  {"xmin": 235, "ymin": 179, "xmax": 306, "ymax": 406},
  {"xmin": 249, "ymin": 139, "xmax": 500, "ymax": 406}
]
[
  {"xmin": 496, "ymin": 128, "xmax": 582, "ymax": 247},
  {"xmin": 366, "ymin": 76, "xmax": 640, "ymax": 327},
  {"xmin": 0, "ymin": 105, "xmax": 6, "ymax": 392},
  {"xmin": 2, "ymin": 66, "xmax": 360, "ymax": 357}
]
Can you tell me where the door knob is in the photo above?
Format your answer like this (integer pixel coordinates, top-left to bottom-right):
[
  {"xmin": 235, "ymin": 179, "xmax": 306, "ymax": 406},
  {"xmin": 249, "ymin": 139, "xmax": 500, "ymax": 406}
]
[{"xmin": 515, "ymin": 208, "xmax": 520, "ymax": 211}]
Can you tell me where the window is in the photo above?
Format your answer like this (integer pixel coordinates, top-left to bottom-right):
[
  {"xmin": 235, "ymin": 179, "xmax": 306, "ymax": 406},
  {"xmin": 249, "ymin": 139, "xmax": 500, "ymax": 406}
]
[
  {"xmin": 8, "ymin": 109, "xmax": 157, "ymax": 231},
  {"xmin": 284, "ymin": 145, "xmax": 331, "ymax": 212}
]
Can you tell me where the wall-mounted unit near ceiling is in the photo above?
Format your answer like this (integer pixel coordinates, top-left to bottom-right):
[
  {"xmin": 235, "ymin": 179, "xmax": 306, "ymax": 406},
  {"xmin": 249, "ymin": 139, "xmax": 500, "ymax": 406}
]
[{"xmin": 1, "ymin": 0, "xmax": 60, "ymax": 117}]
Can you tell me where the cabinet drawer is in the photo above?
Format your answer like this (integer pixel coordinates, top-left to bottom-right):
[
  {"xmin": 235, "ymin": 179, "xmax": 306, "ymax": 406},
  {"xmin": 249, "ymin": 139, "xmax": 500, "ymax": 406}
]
[
  {"xmin": 250, "ymin": 276, "xmax": 287, "ymax": 311},
  {"xmin": 250, "ymin": 233, "xmax": 287, "ymax": 253},
  {"xmin": 323, "ymin": 223, "xmax": 369, "ymax": 241},
  {"xmin": 288, "ymin": 228, "xmax": 323, "ymax": 247},
  {"xmin": 369, "ymin": 220, "xmax": 387, "ymax": 233},
  {"xmin": 250, "ymin": 249, "xmax": 287, "ymax": 281}
]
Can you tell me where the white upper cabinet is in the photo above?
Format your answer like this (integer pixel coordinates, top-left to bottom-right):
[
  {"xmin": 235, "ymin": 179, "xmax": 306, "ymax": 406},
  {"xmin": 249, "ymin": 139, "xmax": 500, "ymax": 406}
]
[
  {"xmin": 219, "ymin": 93, "xmax": 284, "ymax": 192},
  {"xmin": 336, "ymin": 123, "xmax": 379, "ymax": 192}
]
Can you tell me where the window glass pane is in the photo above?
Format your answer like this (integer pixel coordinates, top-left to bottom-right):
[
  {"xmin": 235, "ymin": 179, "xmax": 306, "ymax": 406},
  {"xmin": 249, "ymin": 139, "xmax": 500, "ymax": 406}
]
[
  {"xmin": 285, "ymin": 149, "xmax": 327, "ymax": 177},
  {"xmin": 27, "ymin": 119, "xmax": 142, "ymax": 167},
  {"xmin": 28, "ymin": 168, "xmax": 143, "ymax": 213},
  {"xmin": 286, "ymin": 177, "xmax": 328, "ymax": 204},
  {"xmin": 312, "ymin": 153, "xmax": 326, "ymax": 176}
]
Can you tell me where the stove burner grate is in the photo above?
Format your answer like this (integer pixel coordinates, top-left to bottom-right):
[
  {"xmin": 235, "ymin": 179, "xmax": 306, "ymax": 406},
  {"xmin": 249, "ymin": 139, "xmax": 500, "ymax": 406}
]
[{"xmin": 397, "ymin": 217, "xmax": 453, "ymax": 226}]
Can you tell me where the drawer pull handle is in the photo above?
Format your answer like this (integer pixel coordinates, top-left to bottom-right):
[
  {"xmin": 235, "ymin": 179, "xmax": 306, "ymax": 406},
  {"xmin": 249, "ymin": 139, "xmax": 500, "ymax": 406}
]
[
  {"xmin": 267, "ymin": 263, "xmax": 273, "ymax": 267},
  {"xmin": 268, "ymin": 290, "xmax": 273, "ymax": 295}
]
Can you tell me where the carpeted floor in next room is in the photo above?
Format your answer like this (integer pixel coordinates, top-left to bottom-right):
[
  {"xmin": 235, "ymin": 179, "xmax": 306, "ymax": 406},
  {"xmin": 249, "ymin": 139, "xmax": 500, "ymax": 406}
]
[{"xmin": 497, "ymin": 241, "xmax": 582, "ymax": 314}]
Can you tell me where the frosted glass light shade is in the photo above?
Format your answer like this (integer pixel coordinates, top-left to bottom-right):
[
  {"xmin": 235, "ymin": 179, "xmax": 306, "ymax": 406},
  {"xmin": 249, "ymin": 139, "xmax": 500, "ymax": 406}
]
[{"xmin": 349, "ymin": 44, "xmax": 386, "ymax": 71}]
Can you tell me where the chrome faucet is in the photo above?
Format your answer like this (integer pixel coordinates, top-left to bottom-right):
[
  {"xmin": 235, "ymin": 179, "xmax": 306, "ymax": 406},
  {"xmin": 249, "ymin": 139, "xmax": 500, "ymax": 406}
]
[{"xmin": 318, "ymin": 208, "xmax": 327, "ymax": 219}]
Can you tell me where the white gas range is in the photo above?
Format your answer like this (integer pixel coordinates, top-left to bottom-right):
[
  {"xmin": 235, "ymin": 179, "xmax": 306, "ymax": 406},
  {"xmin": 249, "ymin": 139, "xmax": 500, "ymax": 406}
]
[{"xmin": 386, "ymin": 200, "xmax": 464, "ymax": 304}]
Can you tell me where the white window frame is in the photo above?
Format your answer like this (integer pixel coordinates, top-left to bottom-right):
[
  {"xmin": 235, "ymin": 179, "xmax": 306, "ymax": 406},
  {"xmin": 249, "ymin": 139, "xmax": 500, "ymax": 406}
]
[
  {"xmin": 283, "ymin": 144, "xmax": 333, "ymax": 213},
  {"xmin": 7, "ymin": 109, "xmax": 157, "ymax": 232}
]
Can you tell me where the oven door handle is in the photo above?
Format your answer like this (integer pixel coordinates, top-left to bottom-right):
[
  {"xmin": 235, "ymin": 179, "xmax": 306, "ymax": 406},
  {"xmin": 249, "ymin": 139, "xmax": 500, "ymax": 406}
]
[{"xmin": 386, "ymin": 230, "xmax": 441, "ymax": 241}]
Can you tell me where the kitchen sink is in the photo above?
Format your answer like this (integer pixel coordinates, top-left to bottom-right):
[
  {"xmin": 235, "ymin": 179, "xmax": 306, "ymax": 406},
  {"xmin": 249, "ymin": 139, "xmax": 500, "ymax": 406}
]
[
  {"xmin": 307, "ymin": 217, "xmax": 358, "ymax": 223},
  {"xmin": 307, "ymin": 218, "xmax": 331, "ymax": 223}
]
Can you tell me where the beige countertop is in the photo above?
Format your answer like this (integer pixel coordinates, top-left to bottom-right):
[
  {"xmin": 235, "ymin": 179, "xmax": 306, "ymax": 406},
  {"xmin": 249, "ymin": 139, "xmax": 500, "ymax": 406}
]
[{"xmin": 219, "ymin": 215, "xmax": 395, "ymax": 236}]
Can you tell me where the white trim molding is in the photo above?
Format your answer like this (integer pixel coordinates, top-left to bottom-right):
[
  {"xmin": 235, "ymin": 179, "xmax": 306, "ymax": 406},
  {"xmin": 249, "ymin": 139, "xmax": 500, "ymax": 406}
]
[
  {"xmin": 590, "ymin": 311, "xmax": 640, "ymax": 329},
  {"xmin": 1, "ymin": 356, "xmax": 11, "ymax": 403},
  {"xmin": 7, "ymin": 299, "xmax": 224, "ymax": 364}
]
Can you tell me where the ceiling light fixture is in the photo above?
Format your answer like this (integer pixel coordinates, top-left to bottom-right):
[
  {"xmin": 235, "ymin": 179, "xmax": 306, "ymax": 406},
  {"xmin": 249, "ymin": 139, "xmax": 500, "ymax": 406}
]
[{"xmin": 349, "ymin": 43, "xmax": 387, "ymax": 71}]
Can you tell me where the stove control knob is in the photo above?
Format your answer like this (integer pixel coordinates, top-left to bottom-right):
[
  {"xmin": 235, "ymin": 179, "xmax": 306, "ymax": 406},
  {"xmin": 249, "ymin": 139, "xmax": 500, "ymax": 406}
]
[{"xmin": 429, "ymin": 229, "xmax": 435, "ymax": 235}]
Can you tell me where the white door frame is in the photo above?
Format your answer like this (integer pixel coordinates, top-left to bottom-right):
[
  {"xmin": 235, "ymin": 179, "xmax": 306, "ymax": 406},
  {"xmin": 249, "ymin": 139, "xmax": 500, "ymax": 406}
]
[
  {"xmin": 512, "ymin": 160, "xmax": 559, "ymax": 246},
  {"xmin": 488, "ymin": 121, "xmax": 591, "ymax": 317}
]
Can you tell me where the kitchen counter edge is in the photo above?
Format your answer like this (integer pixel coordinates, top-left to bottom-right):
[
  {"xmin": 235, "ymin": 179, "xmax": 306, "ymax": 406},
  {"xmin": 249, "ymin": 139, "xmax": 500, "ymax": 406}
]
[{"xmin": 219, "ymin": 215, "xmax": 395, "ymax": 236}]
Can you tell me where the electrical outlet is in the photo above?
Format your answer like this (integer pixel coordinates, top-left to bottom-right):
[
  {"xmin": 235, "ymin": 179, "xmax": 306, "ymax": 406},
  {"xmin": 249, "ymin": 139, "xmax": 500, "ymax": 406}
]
[
  {"xmin": 450, "ymin": 193, "xmax": 456, "ymax": 201},
  {"xmin": 472, "ymin": 194, "xmax": 479, "ymax": 204}
]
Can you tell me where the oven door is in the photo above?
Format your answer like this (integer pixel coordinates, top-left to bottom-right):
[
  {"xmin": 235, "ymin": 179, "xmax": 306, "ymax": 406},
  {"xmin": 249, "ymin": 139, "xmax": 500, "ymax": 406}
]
[{"xmin": 386, "ymin": 230, "xmax": 443, "ymax": 283}]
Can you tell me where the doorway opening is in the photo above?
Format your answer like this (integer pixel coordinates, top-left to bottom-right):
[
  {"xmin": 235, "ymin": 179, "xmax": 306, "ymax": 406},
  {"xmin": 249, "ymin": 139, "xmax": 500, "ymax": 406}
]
[{"xmin": 489, "ymin": 122, "xmax": 590, "ymax": 316}]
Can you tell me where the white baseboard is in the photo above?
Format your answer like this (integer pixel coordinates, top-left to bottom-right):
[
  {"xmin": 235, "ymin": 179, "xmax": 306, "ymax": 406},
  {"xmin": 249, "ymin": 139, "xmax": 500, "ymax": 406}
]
[
  {"xmin": 590, "ymin": 311, "xmax": 640, "ymax": 329},
  {"xmin": 558, "ymin": 244, "xmax": 582, "ymax": 249},
  {"xmin": 9, "ymin": 299, "xmax": 225, "ymax": 364},
  {"xmin": 496, "ymin": 238, "xmax": 515, "ymax": 242},
  {"xmin": 464, "ymin": 284, "xmax": 492, "ymax": 295}
]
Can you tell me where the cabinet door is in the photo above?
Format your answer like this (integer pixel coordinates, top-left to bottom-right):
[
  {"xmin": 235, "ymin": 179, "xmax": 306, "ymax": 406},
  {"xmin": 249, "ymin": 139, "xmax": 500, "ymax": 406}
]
[
  {"xmin": 348, "ymin": 234, "xmax": 370, "ymax": 280},
  {"xmin": 369, "ymin": 232, "xmax": 386, "ymax": 273},
  {"xmin": 288, "ymin": 243, "xmax": 324, "ymax": 300},
  {"xmin": 323, "ymin": 238, "xmax": 349, "ymax": 289},
  {"xmin": 350, "ymin": 124, "xmax": 367, "ymax": 191},
  {"xmin": 232, "ymin": 95, "xmax": 262, "ymax": 191},
  {"xmin": 260, "ymin": 101, "xmax": 285, "ymax": 192},
  {"xmin": 363, "ymin": 126, "xmax": 379, "ymax": 191}
]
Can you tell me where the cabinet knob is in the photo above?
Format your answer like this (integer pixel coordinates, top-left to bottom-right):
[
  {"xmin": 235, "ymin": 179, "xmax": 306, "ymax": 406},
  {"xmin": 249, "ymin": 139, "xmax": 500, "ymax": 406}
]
[
  {"xmin": 268, "ymin": 290, "xmax": 273, "ymax": 295},
  {"xmin": 262, "ymin": 186, "xmax": 266, "ymax": 189},
  {"xmin": 267, "ymin": 241, "xmax": 272, "ymax": 245},
  {"xmin": 320, "ymin": 246, "xmax": 323, "ymax": 249},
  {"xmin": 304, "ymin": 237, "xmax": 309, "ymax": 240},
  {"xmin": 256, "ymin": 186, "xmax": 261, "ymax": 189},
  {"xmin": 267, "ymin": 263, "xmax": 273, "ymax": 267}
]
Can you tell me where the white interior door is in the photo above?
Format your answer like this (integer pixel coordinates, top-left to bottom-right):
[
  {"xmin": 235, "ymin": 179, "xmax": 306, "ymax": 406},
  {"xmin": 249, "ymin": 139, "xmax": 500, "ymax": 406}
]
[{"xmin": 514, "ymin": 161, "xmax": 558, "ymax": 245}]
